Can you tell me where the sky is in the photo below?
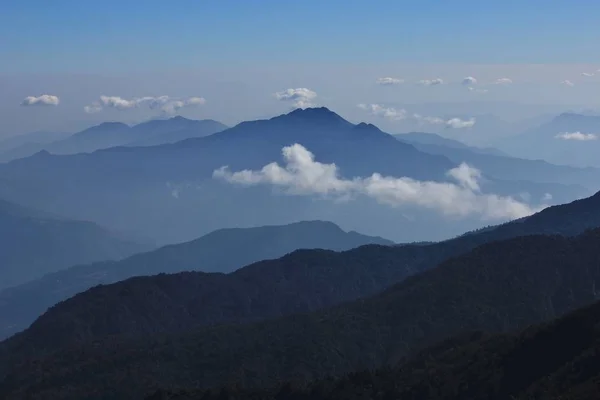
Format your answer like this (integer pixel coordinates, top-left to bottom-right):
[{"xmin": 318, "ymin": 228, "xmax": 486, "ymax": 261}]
[{"xmin": 2, "ymin": 0, "xmax": 600, "ymax": 138}]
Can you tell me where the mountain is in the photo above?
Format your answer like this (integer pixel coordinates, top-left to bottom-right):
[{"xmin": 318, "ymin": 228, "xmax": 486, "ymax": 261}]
[
  {"xmin": 148, "ymin": 299, "xmax": 600, "ymax": 400},
  {"xmin": 0, "ymin": 198, "xmax": 149, "ymax": 290},
  {"xmin": 498, "ymin": 112, "xmax": 600, "ymax": 167},
  {"xmin": 3, "ymin": 227, "xmax": 600, "ymax": 399},
  {"xmin": 396, "ymin": 131, "xmax": 507, "ymax": 156},
  {"xmin": 0, "ymin": 117, "xmax": 227, "ymax": 161},
  {"xmin": 4, "ymin": 189, "xmax": 600, "ymax": 349},
  {"xmin": 0, "ymin": 131, "xmax": 71, "ymax": 153},
  {"xmin": 126, "ymin": 117, "xmax": 228, "ymax": 146},
  {"xmin": 396, "ymin": 132, "xmax": 600, "ymax": 192},
  {"xmin": 0, "ymin": 131, "xmax": 72, "ymax": 162},
  {"xmin": 0, "ymin": 108, "xmax": 469, "ymax": 245},
  {"xmin": 0, "ymin": 220, "xmax": 392, "ymax": 339}
]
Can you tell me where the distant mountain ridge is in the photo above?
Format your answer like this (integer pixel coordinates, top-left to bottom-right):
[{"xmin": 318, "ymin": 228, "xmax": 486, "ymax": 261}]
[
  {"xmin": 0, "ymin": 198, "xmax": 149, "ymax": 291},
  {"xmin": 0, "ymin": 116, "xmax": 228, "ymax": 162},
  {"xmin": 498, "ymin": 112, "xmax": 600, "ymax": 167},
  {"xmin": 0, "ymin": 220, "xmax": 392, "ymax": 339}
]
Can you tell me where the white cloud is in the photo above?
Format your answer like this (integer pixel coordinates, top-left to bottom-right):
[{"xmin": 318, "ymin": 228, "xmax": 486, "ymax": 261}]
[
  {"xmin": 84, "ymin": 95, "xmax": 206, "ymax": 114},
  {"xmin": 357, "ymin": 103, "xmax": 407, "ymax": 120},
  {"xmin": 468, "ymin": 87, "xmax": 488, "ymax": 94},
  {"xmin": 462, "ymin": 76, "xmax": 477, "ymax": 86},
  {"xmin": 417, "ymin": 78, "xmax": 443, "ymax": 86},
  {"xmin": 555, "ymin": 132, "xmax": 598, "ymax": 141},
  {"xmin": 445, "ymin": 117, "xmax": 476, "ymax": 129},
  {"xmin": 376, "ymin": 77, "xmax": 404, "ymax": 85},
  {"xmin": 582, "ymin": 72, "xmax": 595, "ymax": 77},
  {"xmin": 274, "ymin": 88, "xmax": 317, "ymax": 109},
  {"xmin": 83, "ymin": 103, "xmax": 103, "ymax": 114},
  {"xmin": 493, "ymin": 78, "xmax": 513, "ymax": 85},
  {"xmin": 214, "ymin": 144, "xmax": 541, "ymax": 220},
  {"xmin": 542, "ymin": 193, "xmax": 553, "ymax": 202},
  {"xmin": 561, "ymin": 80, "xmax": 575, "ymax": 87},
  {"xmin": 21, "ymin": 94, "xmax": 60, "ymax": 107},
  {"xmin": 359, "ymin": 104, "xmax": 475, "ymax": 128}
]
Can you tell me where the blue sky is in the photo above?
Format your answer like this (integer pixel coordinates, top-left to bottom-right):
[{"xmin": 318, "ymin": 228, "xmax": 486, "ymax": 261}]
[
  {"xmin": 3, "ymin": 0, "xmax": 600, "ymax": 73},
  {"xmin": 2, "ymin": 1, "xmax": 600, "ymax": 139}
]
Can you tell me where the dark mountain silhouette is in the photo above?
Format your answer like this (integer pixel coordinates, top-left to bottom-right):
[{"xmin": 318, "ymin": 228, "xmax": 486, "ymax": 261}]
[
  {"xmin": 0, "ymin": 220, "xmax": 392, "ymax": 340},
  {"xmin": 148, "ymin": 299, "xmax": 600, "ymax": 400},
  {"xmin": 3, "ymin": 228, "xmax": 600, "ymax": 399},
  {"xmin": 3, "ymin": 190, "xmax": 600, "ymax": 349},
  {"xmin": 397, "ymin": 131, "xmax": 600, "ymax": 193},
  {"xmin": 0, "ymin": 198, "xmax": 148, "ymax": 291},
  {"xmin": 499, "ymin": 112, "xmax": 600, "ymax": 167}
]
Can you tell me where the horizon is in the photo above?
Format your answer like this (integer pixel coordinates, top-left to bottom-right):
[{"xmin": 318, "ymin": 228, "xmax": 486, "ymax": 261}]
[{"xmin": 3, "ymin": 1, "xmax": 600, "ymax": 140}]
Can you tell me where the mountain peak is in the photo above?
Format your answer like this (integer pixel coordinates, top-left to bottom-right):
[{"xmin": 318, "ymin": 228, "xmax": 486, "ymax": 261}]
[{"xmin": 274, "ymin": 107, "xmax": 352, "ymax": 127}]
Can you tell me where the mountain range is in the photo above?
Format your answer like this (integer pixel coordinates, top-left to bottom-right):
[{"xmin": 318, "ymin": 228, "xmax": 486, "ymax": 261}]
[
  {"xmin": 147, "ymin": 298, "xmax": 600, "ymax": 400},
  {"xmin": 0, "ymin": 220, "xmax": 392, "ymax": 340},
  {"xmin": 0, "ymin": 116, "xmax": 227, "ymax": 162},
  {"xmin": 0, "ymin": 108, "xmax": 594, "ymax": 245},
  {"xmin": 3, "ymin": 223, "xmax": 600, "ymax": 399},
  {"xmin": 498, "ymin": 112, "xmax": 600, "ymax": 168},
  {"xmin": 0, "ymin": 198, "xmax": 148, "ymax": 290}
]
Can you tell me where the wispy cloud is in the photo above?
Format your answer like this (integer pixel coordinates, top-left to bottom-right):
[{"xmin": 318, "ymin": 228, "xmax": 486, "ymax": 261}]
[
  {"xmin": 84, "ymin": 95, "xmax": 206, "ymax": 114},
  {"xmin": 214, "ymin": 144, "xmax": 541, "ymax": 220},
  {"xmin": 445, "ymin": 117, "xmax": 476, "ymax": 129},
  {"xmin": 468, "ymin": 87, "xmax": 488, "ymax": 94},
  {"xmin": 376, "ymin": 77, "xmax": 404, "ymax": 85},
  {"xmin": 357, "ymin": 104, "xmax": 407, "ymax": 120},
  {"xmin": 274, "ymin": 88, "xmax": 317, "ymax": 109},
  {"xmin": 561, "ymin": 80, "xmax": 575, "ymax": 87},
  {"xmin": 462, "ymin": 76, "xmax": 477, "ymax": 86},
  {"xmin": 555, "ymin": 132, "xmax": 598, "ymax": 141},
  {"xmin": 20, "ymin": 94, "xmax": 60, "ymax": 106},
  {"xmin": 417, "ymin": 78, "xmax": 443, "ymax": 86},
  {"xmin": 582, "ymin": 72, "xmax": 595, "ymax": 77},
  {"xmin": 493, "ymin": 78, "xmax": 513, "ymax": 85},
  {"xmin": 359, "ymin": 104, "xmax": 476, "ymax": 128}
]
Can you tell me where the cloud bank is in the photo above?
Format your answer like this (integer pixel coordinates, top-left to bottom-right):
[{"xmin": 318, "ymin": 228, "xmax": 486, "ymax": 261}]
[
  {"xmin": 21, "ymin": 95, "xmax": 60, "ymax": 106},
  {"xmin": 84, "ymin": 95, "xmax": 206, "ymax": 114},
  {"xmin": 555, "ymin": 132, "xmax": 598, "ymax": 141},
  {"xmin": 376, "ymin": 77, "xmax": 404, "ymax": 85},
  {"xmin": 274, "ymin": 88, "xmax": 317, "ymax": 109},
  {"xmin": 213, "ymin": 144, "xmax": 540, "ymax": 220}
]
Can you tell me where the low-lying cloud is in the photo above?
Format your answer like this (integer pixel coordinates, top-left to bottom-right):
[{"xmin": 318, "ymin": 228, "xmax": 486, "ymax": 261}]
[
  {"xmin": 555, "ymin": 132, "xmax": 598, "ymax": 141},
  {"xmin": 418, "ymin": 78, "xmax": 443, "ymax": 86},
  {"xmin": 21, "ymin": 95, "xmax": 60, "ymax": 107},
  {"xmin": 84, "ymin": 95, "xmax": 206, "ymax": 114},
  {"xmin": 376, "ymin": 77, "xmax": 404, "ymax": 85},
  {"xmin": 213, "ymin": 144, "xmax": 540, "ymax": 220},
  {"xmin": 274, "ymin": 88, "xmax": 317, "ymax": 109},
  {"xmin": 359, "ymin": 104, "xmax": 476, "ymax": 128}
]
